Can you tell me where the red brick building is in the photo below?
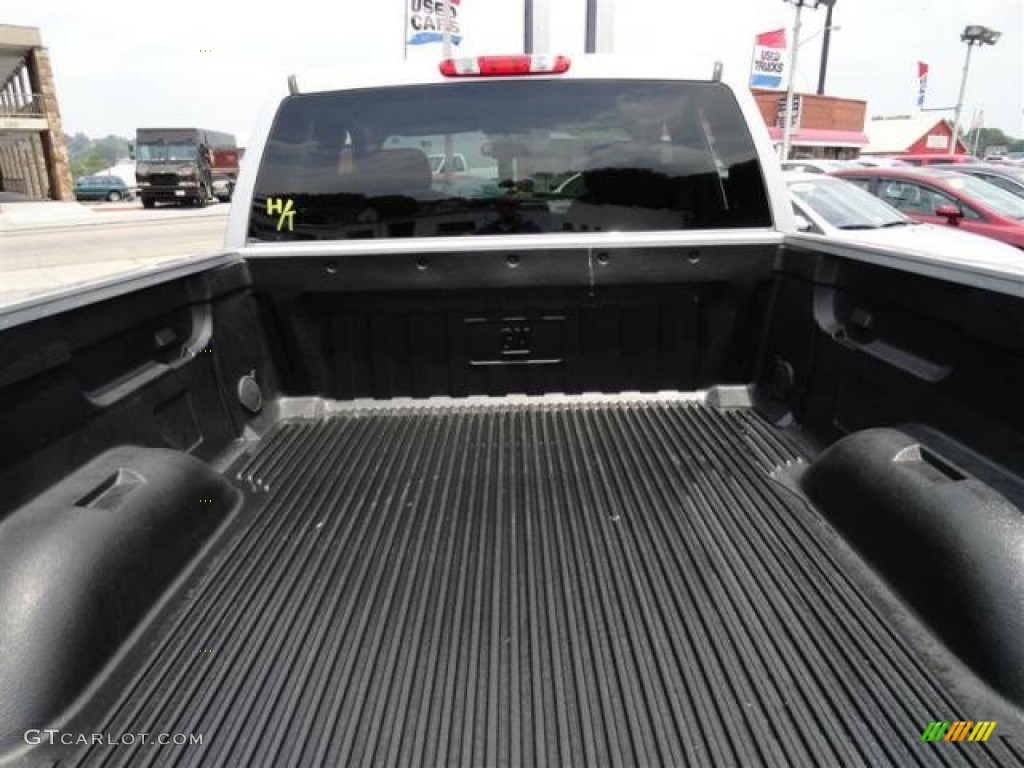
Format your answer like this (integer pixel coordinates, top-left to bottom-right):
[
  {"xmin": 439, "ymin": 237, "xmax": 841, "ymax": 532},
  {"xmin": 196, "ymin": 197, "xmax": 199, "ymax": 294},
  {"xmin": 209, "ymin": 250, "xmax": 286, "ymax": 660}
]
[{"xmin": 750, "ymin": 89, "xmax": 869, "ymax": 159}]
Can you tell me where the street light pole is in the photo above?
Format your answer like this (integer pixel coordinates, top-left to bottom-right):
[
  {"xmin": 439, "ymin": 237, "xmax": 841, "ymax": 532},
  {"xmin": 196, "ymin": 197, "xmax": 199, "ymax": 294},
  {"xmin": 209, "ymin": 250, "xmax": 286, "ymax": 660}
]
[
  {"xmin": 949, "ymin": 25, "xmax": 1001, "ymax": 154},
  {"xmin": 949, "ymin": 43, "xmax": 974, "ymax": 153},
  {"xmin": 782, "ymin": 1, "xmax": 820, "ymax": 160}
]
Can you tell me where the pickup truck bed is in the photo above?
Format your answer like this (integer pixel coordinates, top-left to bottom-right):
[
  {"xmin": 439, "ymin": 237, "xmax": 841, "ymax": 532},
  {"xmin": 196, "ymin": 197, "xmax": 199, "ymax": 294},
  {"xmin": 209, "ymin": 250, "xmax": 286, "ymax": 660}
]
[
  {"xmin": 54, "ymin": 399, "xmax": 1017, "ymax": 767},
  {"xmin": 5, "ymin": 64, "xmax": 1024, "ymax": 764}
]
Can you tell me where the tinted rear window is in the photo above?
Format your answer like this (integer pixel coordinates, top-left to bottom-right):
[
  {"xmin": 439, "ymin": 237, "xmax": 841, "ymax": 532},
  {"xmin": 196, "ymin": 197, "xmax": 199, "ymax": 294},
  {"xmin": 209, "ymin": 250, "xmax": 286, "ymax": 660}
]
[{"xmin": 249, "ymin": 79, "xmax": 772, "ymax": 241}]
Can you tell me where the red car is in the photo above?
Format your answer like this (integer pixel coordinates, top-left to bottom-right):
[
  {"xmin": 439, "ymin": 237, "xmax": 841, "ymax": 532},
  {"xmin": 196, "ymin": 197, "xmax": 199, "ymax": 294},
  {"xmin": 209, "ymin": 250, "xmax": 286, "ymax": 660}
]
[
  {"xmin": 893, "ymin": 153, "xmax": 976, "ymax": 167},
  {"xmin": 831, "ymin": 167, "xmax": 1024, "ymax": 249}
]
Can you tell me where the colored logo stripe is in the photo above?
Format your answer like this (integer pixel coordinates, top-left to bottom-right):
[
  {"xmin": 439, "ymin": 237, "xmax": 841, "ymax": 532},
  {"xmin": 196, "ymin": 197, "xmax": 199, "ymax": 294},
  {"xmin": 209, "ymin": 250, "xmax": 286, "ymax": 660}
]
[
  {"xmin": 921, "ymin": 721, "xmax": 996, "ymax": 742},
  {"xmin": 970, "ymin": 722, "xmax": 997, "ymax": 742},
  {"xmin": 945, "ymin": 721, "xmax": 972, "ymax": 741}
]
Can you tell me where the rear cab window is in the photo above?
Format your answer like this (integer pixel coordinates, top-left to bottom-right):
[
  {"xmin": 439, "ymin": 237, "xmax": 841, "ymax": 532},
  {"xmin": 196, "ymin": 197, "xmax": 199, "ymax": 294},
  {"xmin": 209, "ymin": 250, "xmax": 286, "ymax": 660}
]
[{"xmin": 248, "ymin": 79, "xmax": 773, "ymax": 241}]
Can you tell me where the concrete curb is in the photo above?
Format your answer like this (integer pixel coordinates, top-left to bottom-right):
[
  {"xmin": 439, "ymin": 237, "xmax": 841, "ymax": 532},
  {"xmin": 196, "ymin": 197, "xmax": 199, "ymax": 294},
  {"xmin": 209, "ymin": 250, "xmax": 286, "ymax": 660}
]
[{"xmin": 0, "ymin": 209, "xmax": 229, "ymax": 234}]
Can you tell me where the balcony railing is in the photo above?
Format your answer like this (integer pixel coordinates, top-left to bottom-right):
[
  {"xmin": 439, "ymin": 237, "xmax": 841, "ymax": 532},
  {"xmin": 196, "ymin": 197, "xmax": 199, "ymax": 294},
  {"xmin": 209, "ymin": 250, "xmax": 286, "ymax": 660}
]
[{"xmin": 0, "ymin": 96, "xmax": 43, "ymax": 118}]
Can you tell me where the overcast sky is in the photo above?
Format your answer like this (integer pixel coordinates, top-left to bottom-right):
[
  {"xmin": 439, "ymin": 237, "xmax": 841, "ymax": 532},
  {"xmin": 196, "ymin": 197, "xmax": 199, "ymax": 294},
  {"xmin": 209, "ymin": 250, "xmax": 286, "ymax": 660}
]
[{"xmin": 6, "ymin": 0, "xmax": 1023, "ymax": 144}]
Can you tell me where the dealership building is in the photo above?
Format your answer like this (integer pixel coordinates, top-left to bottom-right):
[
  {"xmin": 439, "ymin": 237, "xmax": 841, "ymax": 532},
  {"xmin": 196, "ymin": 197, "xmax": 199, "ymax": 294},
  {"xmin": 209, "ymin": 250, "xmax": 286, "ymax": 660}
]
[
  {"xmin": 751, "ymin": 88, "xmax": 869, "ymax": 159},
  {"xmin": 861, "ymin": 114, "xmax": 969, "ymax": 156},
  {"xmin": 0, "ymin": 24, "xmax": 73, "ymax": 200}
]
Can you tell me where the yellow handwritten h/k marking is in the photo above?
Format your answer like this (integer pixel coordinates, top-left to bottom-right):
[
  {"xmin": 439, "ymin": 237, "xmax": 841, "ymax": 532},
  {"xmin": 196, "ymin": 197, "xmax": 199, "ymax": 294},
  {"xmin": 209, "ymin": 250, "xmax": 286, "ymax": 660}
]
[{"xmin": 266, "ymin": 198, "xmax": 295, "ymax": 231}]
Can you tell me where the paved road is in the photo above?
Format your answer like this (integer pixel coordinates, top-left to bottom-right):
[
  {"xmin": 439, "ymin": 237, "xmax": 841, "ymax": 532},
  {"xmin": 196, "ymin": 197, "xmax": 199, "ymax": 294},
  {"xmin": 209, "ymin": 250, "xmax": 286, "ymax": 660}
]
[{"xmin": 1, "ymin": 209, "xmax": 229, "ymax": 305}]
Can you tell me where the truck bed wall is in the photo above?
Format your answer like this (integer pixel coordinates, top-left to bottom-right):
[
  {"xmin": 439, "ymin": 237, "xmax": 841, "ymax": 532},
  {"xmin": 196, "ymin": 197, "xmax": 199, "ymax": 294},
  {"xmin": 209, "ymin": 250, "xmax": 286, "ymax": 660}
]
[
  {"xmin": 761, "ymin": 244, "xmax": 1024, "ymax": 479},
  {"xmin": 2, "ymin": 242, "xmax": 1023, "ymax": 513},
  {"xmin": 3, "ymin": 242, "xmax": 1024, "ymax": 748}
]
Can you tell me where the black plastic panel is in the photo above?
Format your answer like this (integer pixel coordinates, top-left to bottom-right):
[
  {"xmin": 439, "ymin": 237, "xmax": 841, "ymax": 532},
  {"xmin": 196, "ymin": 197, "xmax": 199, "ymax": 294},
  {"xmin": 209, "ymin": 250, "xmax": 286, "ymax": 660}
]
[
  {"xmin": 0, "ymin": 447, "xmax": 238, "ymax": 752},
  {"xmin": 801, "ymin": 428, "xmax": 1024, "ymax": 708},
  {"xmin": 260, "ymin": 282, "xmax": 769, "ymax": 400},
  {"xmin": 758, "ymin": 248, "xmax": 1024, "ymax": 476},
  {"xmin": 0, "ymin": 265, "xmax": 261, "ymax": 518},
  {"xmin": 243, "ymin": 244, "xmax": 776, "ymax": 293}
]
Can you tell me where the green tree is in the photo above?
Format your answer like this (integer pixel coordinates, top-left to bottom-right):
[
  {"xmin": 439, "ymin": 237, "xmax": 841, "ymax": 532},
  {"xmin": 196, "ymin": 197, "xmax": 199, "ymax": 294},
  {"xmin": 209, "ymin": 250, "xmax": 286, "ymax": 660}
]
[
  {"xmin": 64, "ymin": 131, "xmax": 92, "ymax": 160},
  {"xmin": 970, "ymin": 128, "xmax": 1011, "ymax": 154},
  {"xmin": 966, "ymin": 127, "xmax": 1021, "ymax": 156},
  {"xmin": 64, "ymin": 132, "xmax": 133, "ymax": 178},
  {"xmin": 92, "ymin": 134, "xmax": 131, "ymax": 166},
  {"xmin": 71, "ymin": 148, "xmax": 108, "ymax": 180}
]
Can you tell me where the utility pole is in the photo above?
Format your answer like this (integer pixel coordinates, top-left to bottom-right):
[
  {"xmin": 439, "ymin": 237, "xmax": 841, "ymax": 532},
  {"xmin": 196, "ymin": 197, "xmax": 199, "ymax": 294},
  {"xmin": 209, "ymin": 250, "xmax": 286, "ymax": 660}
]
[
  {"xmin": 816, "ymin": 0, "xmax": 836, "ymax": 94},
  {"xmin": 782, "ymin": 2, "xmax": 808, "ymax": 160},
  {"xmin": 441, "ymin": 0, "xmax": 453, "ymax": 59},
  {"xmin": 526, "ymin": 0, "xmax": 549, "ymax": 54},
  {"xmin": 402, "ymin": 0, "xmax": 409, "ymax": 60},
  {"xmin": 585, "ymin": 0, "xmax": 614, "ymax": 54},
  {"xmin": 782, "ymin": 0, "xmax": 823, "ymax": 160},
  {"xmin": 525, "ymin": 0, "xmax": 534, "ymax": 53},
  {"xmin": 585, "ymin": 0, "xmax": 597, "ymax": 53},
  {"xmin": 442, "ymin": 1, "xmax": 453, "ymax": 184}
]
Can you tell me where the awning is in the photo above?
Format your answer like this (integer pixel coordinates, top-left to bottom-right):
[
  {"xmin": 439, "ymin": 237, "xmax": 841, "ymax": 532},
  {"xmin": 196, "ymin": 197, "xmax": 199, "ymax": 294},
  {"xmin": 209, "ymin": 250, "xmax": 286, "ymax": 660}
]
[{"xmin": 767, "ymin": 127, "xmax": 870, "ymax": 148}]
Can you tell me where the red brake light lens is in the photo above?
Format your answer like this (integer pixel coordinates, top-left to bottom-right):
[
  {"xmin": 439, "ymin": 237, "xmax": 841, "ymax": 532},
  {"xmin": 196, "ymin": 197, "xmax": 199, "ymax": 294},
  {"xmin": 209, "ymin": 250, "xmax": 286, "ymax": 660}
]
[{"xmin": 440, "ymin": 54, "xmax": 571, "ymax": 77}]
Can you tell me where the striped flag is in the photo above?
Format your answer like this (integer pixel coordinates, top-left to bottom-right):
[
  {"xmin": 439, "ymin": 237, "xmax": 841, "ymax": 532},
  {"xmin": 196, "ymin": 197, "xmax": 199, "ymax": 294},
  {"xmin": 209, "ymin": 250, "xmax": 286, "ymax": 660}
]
[
  {"xmin": 916, "ymin": 61, "xmax": 929, "ymax": 109},
  {"xmin": 756, "ymin": 29, "xmax": 787, "ymax": 48},
  {"xmin": 750, "ymin": 29, "xmax": 789, "ymax": 90}
]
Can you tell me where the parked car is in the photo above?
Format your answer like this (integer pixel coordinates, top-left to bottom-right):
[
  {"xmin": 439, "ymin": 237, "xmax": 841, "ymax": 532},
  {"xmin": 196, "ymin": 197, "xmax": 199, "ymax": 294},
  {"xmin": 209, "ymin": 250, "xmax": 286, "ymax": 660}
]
[
  {"xmin": 785, "ymin": 172, "xmax": 1022, "ymax": 265},
  {"xmin": 428, "ymin": 152, "xmax": 468, "ymax": 174},
  {"xmin": 894, "ymin": 154, "xmax": 977, "ymax": 167},
  {"xmin": 73, "ymin": 174, "xmax": 133, "ymax": 202},
  {"xmin": 852, "ymin": 156, "xmax": 911, "ymax": 168},
  {"xmin": 831, "ymin": 167, "xmax": 1024, "ymax": 248},
  {"xmin": 780, "ymin": 159, "xmax": 850, "ymax": 174},
  {"xmin": 933, "ymin": 163, "xmax": 1024, "ymax": 199}
]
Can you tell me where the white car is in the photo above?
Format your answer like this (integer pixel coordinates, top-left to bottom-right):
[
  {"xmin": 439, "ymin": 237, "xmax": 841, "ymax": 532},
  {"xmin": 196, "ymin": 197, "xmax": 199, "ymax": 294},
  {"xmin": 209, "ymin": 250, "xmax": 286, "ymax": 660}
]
[
  {"xmin": 780, "ymin": 159, "xmax": 851, "ymax": 174},
  {"xmin": 786, "ymin": 172, "xmax": 1023, "ymax": 266},
  {"xmin": 428, "ymin": 153, "xmax": 468, "ymax": 174}
]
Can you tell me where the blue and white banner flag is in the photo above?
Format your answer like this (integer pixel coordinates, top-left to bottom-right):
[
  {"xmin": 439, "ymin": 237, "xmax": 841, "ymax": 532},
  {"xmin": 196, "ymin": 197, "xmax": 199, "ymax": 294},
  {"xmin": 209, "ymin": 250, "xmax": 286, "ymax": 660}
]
[
  {"xmin": 750, "ymin": 29, "xmax": 788, "ymax": 90},
  {"xmin": 407, "ymin": 0, "xmax": 463, "ymax": 47}
]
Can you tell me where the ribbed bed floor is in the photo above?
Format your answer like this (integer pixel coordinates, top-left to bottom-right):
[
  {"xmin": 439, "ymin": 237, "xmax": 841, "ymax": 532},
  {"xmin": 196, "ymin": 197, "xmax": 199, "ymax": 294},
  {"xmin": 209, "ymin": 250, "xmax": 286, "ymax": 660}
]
[{"xmin": 68, "ymin": 401, "xmax": 1018, "ymax": 767}]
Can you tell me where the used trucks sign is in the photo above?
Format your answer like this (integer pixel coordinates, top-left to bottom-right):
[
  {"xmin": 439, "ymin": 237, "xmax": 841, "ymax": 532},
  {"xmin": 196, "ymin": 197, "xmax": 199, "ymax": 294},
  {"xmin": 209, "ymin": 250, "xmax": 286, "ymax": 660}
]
[{"xmin": 750, "ymin": 28, "xmax": 789, "ymax": 90}]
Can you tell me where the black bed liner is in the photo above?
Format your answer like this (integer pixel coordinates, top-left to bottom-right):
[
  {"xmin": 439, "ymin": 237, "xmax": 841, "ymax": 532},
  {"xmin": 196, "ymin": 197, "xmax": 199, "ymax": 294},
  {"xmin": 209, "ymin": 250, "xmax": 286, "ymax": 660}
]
[{"xmin": 65, "ymin": 401, "xmax": 1020, "ymax": 767}]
